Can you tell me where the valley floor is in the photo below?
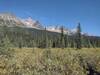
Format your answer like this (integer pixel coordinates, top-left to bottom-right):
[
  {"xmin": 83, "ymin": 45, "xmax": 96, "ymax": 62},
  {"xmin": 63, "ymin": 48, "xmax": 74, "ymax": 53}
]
[{"xmin": 0, "ymin": 48, "xmax": 100, "ymax": 75}]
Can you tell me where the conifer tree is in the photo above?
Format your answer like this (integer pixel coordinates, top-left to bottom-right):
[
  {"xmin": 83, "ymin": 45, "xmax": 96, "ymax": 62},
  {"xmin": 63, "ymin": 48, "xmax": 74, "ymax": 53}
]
[
  {"xmin": 44, "ymin": 27, "xmax": 49, "ymax": 48},
  {"xmin": 60, "ymin": 26, "xmax": 65, "ymax": 49},
  {"xmin": 76, "ymin": 23, "xmax": 82, "ymax": 49}
]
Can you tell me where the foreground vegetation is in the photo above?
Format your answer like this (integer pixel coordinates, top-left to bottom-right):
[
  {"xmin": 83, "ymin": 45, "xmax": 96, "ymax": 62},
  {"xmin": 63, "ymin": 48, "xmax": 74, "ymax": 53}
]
[{"xmin": 0, "ymin": 48, "xmax": 100, "ymax": 75}]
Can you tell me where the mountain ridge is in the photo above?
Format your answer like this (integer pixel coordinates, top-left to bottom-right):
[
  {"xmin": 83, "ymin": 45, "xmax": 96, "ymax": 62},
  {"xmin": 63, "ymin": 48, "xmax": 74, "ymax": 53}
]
[
  {"xmin": 0, "ymin": 12, "xmax": 95, "ymax": 36},
  {"xmin": 0, "ymin": 13, "xmax": 78, "ymax": 35}
]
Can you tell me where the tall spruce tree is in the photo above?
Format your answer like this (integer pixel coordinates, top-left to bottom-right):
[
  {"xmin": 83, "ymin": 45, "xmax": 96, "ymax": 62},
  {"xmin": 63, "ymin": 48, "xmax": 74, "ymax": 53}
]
[
  {"xmin": 44, "ymin": 27, "xmax": 49, "ymax": 48},
  {"xmin": 60, "ymin": 26, "xmax": 65, "ymax": 49},
  {"xmin": 76, "ymin": 23, "xmax": 82, "ymax": 49}
]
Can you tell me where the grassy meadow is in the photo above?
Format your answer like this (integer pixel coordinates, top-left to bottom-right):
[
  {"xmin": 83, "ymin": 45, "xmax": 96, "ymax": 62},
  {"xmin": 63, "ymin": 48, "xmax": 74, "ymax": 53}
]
[{"xmin": 0, "ymin": 48, "xmax": 100, "ymax": 75}]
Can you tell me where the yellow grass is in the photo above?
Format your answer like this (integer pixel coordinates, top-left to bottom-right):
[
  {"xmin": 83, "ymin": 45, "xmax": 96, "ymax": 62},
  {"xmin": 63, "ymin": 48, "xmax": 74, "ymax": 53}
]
[{"xmin": 0, "ymin": 48, "xmax": 100, "ymax": 75}]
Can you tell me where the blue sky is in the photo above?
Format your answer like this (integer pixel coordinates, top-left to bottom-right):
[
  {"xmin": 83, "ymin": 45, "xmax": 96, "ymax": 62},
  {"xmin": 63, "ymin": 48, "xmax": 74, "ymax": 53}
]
[{"xmin": 0, "ymin": 0, "xmax": 100, "ymax": 36}]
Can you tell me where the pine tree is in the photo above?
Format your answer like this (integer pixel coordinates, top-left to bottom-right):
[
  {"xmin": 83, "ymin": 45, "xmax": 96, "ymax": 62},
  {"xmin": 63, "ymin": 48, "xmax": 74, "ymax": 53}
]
[
  {"xmin": 18, "ymin": 37, "xmax": 23, "ymax": 48},
  {"xmin": 44, "ymin": 27, "xmax": 49, "ymax": 48},
  {"xmin": 64, "ymin": 35, "xmax": 67, "ymax": 48},
  {"xmin": 60, "ymin": 26, "xmax": 65, "ymax": 49},
  {"xmin": 76, "ymin": 23, "xmax": 82, "ymax": 49}
]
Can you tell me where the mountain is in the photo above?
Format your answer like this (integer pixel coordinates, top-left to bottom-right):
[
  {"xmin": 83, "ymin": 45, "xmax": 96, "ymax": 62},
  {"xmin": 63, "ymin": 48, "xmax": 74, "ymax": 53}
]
[
  {"xmin": 0, "ymin": 12, "xmax": 88, "ymax": 35},
  {"xmin": 47, "ymin": 26, "xmax": 72, "ymax": 34},
  {"xmin": 0, "ymin": 13, "xmax": 74, "ymax": 34},
  {"xmin": 0, "ymin": 13, "xmax": 43, "ymax": 29},
  {"xmin": 0, "ymin": 13, "xmax": 100, "ymax": 48},
  {"xmin": 46, "ymin": 25, "xmax": 83, "ymax": 35},
  {"xmin": 0, "ymin": 13, "xmax": 25, "ymax": 27},
  {"xmin": 21, "ymin": 17, "xmax": 44, "ymax": 29}
]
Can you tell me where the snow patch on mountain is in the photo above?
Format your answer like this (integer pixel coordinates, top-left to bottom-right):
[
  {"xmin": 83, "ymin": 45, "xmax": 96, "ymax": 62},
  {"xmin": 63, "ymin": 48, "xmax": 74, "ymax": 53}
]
[
  {"xmin": 0, "ymin": 12, "xmax": 83, "ymax": 35},
  {"xmin": 46, "ymin": 25, "xmax": 73, "ymax": 35},
  {"xmin": 0, "ymin": 13, "xmax": 43, "ymax": 29},
  {"xmin": 21, "ymin": 17, "xmax": 43, "ymax": 29}
]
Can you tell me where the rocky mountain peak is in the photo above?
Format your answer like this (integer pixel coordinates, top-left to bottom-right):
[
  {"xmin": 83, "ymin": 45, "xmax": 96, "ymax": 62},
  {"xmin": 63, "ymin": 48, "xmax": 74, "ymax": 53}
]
[
  {"xmin": 22, "ymin": 17, "xmax": 43, "ymax": 29},
  {"xmin": 0, "ymin": 12, "xmax": 79, "ymax": 35}
]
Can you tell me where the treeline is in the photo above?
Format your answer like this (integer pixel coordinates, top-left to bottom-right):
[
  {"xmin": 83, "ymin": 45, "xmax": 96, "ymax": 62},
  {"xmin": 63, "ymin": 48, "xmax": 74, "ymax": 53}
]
[{"xmin": 0, "ymin": 24, "xmax": 100, "ymax": 49}]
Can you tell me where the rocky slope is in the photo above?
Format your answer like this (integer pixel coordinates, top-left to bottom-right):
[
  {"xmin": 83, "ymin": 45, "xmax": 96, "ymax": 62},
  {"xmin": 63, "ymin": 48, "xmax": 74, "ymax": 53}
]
[{"xmin": 0, "ymin": 12, "xmax": 77, "ymax": 35}]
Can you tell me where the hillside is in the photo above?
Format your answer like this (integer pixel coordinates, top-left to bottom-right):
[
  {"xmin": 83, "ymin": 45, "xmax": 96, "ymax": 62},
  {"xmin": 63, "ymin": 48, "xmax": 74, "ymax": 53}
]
[
  {"xmin": 0, "ymin": 26, "xmax": 100, "ymax": 48},
  {"xmin": 0, "ymin": 13, "xmax": 100, "ymax": 48},
  {"xmin": 0, "ymin": 13, "xmax": 74, "ymax": 34}
]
